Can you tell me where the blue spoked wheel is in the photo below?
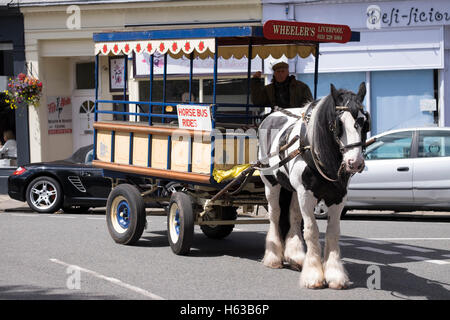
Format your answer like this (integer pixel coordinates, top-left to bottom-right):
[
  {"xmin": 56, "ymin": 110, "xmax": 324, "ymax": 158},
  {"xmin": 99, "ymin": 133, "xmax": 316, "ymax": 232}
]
[
  {"xmin": 167, "ymin": 192, "xmax": 194, "ymax": 255},
  {"xmin": 116, "ymin": 200, "xmax": 131, "ymax": 229},
  {"xmin": 106, "ymin": 184, "xmax": 146, "ymax": 245}
]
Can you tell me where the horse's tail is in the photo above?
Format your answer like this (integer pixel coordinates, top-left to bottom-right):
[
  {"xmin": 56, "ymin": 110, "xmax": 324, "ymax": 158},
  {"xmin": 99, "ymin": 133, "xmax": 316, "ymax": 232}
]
[{"xmin": 279, "ymin": 187, "xmax": 291, "ymax": 242}]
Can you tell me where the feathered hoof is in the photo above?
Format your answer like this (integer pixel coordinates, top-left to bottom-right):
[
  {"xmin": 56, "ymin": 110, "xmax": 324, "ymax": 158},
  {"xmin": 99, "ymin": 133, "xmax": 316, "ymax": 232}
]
[
  {"xmin": 327, "ymin": 281, "xmax": 349, "ymax": 290},
  {"xmin": 299, "ymin": 269, "xmax": 325, "ymax": 289},
  {"xmin": 301, "ymin": 279, "xmax": 325, "ymax": 289},
  {"xmin": 262, "ymin": 253, "xmax": 283, "ymax": 269}
]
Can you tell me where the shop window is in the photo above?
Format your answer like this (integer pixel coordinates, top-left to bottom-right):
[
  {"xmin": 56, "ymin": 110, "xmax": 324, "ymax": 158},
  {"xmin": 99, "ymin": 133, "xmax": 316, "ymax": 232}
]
[
  {"xmin": 0, "ymin": 49, "xmax": 14, "ymax": 77},
  {"xmin": 76, "ymin": 62, "xmax": 95, "ymax": 90},
  {"xmin": 0, "ymin": 49, "xmax": 14, "ymax": 92},
  {"xmin": 297, "ymin": 72, "xmax": 366, "ymax": 102},
  {"xmin": 371, "ymin": 70, "xmax": 435, "ymax": 135},
  {"xmin": 202, "ymin": 78, "xmax": 249, "ymax": 104}
]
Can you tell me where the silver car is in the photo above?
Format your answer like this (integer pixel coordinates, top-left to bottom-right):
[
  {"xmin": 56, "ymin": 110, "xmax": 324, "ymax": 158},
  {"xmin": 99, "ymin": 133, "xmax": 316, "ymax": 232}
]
[{"xmin": 315, "ymin": 127, "xmax": 450, "ymax": 218}]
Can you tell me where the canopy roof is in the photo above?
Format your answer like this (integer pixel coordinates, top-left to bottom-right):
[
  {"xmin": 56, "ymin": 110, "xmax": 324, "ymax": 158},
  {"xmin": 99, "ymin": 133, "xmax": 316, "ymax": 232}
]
[{"xmin": 93, "ymin": 24, "xmax": 359, "ymax": 59}]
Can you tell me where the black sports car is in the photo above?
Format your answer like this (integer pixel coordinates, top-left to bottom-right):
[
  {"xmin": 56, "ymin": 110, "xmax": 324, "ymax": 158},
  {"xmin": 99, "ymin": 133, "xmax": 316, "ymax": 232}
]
[{"xmin": 8, "ymin": 145, "xmax": 111, "ymax": 213}]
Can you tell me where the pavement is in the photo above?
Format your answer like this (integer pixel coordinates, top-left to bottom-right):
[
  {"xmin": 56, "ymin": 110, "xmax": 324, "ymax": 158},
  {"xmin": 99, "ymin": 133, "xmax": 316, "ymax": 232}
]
[{"xmin": 0, "ymin": 194, "xmax": 31, "ymax": 212}]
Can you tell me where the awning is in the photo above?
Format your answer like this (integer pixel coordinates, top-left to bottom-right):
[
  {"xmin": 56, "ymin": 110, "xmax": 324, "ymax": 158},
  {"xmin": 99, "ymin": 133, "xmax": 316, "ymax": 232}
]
[{"xmin": 95, "ymin": 38, "xmax": 316, "ymax": 59}]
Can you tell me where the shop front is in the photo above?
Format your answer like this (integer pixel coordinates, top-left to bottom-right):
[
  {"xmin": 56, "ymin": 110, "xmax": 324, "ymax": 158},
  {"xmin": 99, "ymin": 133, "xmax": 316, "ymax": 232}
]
[{"xmin": 262, "ymin": 0, "xmax": 450, "ymax": 134}]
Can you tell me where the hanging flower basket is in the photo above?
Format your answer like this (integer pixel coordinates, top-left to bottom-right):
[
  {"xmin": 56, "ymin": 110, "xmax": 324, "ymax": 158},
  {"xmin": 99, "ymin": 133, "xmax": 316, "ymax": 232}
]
[{"xmin": 2, "ymin": 73, "xmax": 43, "ymax": 109}]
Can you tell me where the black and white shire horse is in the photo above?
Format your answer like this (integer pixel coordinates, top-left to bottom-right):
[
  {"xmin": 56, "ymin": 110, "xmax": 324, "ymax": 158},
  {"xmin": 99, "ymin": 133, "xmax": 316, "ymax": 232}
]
[{"xmin": 257, "ymin": 82, "xmax": 370, "ymax": 289}]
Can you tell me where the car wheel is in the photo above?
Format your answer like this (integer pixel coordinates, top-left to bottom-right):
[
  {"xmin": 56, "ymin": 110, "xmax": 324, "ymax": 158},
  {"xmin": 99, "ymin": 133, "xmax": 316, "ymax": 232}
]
[{"xmin": 26, "ymin": 176, "xmax": 63, "ymax": 213}]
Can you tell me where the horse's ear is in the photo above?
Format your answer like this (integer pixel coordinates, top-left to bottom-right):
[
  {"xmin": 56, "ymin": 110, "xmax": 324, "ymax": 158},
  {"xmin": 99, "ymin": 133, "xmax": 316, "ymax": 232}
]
[
  {"xmin": 330, "ymin": 84, "xmax": 339, "ymax": 103},
  {"xmin": 357, "ymin": 82, "xmax": 366, "ymax": 102}
]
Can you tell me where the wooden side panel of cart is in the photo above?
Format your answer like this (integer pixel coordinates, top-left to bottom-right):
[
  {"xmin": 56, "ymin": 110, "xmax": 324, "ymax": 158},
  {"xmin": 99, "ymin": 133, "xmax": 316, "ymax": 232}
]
[{"xmin": 93, "ymin": 121, "xmax": 258, "ymax": 184}]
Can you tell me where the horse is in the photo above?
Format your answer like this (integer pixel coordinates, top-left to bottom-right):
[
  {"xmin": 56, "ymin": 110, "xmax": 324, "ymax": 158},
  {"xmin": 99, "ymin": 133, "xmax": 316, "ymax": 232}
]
[{"xmin": 257, "ymin": 82, "xmax": 370, "ymax": 289}]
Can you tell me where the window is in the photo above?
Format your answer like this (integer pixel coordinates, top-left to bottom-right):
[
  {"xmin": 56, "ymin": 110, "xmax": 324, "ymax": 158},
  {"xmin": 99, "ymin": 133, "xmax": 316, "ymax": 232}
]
[
  {"xmin": 139, "ymin": 79, "xmax": 199, "ymax": 123},
  {"xmin": 0, "ymin": 47, "xmax": 14, "ymax": 77},
  {"xmin": 418, "ymin": 131, "xmax": 450, "ymax": 158},
  {"xmin": 365, "ymin": 131, "xmax": 413, "ymax": 160},
  {"xmin": 76, "ymin": 62, "xmax": 95, "ymax": 89},
  {"xmin": 370, "ymin": 70, "xmax": 435, "ymax": 134},
  {"xmin": 203, "ymin": 78, "xmax": 249, "ymax": 104}
]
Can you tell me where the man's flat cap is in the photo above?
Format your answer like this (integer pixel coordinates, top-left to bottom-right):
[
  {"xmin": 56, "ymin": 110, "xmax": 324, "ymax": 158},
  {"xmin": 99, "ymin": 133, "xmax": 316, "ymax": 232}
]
[{"xmin": 272, "ymin": 61, "xmax": 289, "ymax": 71}]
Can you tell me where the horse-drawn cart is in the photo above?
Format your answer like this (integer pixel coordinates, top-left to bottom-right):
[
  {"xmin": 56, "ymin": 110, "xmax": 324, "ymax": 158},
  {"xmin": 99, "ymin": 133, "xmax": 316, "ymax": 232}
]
[{"xmin": 92, "ymin": 21, "xmax": 360, "ymax": 255}]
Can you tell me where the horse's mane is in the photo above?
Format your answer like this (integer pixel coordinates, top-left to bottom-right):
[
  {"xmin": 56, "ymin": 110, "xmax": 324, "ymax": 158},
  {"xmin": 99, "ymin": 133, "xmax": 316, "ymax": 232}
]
[
  {"xmin": 311, "ymin": 95, "xmax": 342, "ymax": 180},
  {"xmin": 311, "ymin": 88, "xmax": 362, "ymax": 181}
]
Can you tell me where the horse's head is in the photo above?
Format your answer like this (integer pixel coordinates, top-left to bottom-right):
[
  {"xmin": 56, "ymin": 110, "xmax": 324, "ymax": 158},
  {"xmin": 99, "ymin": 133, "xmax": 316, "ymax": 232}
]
[{"xmin": 330, "ymin": 82, "xmax": 371, "ymax": 174}]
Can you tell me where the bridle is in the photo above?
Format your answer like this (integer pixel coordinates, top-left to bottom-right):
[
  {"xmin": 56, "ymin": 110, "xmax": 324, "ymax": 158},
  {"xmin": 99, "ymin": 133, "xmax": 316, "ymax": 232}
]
[
  {"xmin": 332, "ymin": 105, "xmax": 370, "ymax": 153},
  {"xmin": 256, "ymin": 102, "xmax": 371, "ymax": 183},
  {"xmin": 310, "ymin": 103, "xmax": 371, "ymax": 182}
]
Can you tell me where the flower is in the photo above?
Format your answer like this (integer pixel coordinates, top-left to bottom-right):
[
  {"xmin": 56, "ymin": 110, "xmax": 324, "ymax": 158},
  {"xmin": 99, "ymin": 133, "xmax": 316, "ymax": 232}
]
[{"xmin": 3, "ymin": 73, "xmax": 43, "ymax": 109}]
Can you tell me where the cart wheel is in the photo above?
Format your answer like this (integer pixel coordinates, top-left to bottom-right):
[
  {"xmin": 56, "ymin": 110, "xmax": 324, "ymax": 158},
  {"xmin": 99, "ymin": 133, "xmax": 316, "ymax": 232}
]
[
  {"xmin": 106, "ymin": 184, "xmax": 146, "ymax": 245},
  {"xmin": 200, "ymin": 206, "xmax": 237, "ymax": 239},
  {"xmin": 167, "ymin": 192, "xmax": 194, "ymax": 255}
]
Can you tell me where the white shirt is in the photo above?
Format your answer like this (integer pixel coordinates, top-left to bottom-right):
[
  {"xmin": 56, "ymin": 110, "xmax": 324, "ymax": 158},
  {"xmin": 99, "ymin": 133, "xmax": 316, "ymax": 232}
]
[{"xmin": 0, "ymin": 139, "xmax": 17, "ymax": 158}]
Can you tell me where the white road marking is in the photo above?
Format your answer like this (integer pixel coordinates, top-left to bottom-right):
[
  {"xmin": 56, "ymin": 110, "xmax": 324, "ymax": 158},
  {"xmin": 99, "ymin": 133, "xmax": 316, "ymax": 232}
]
[
  {"xmin": 47, "ymin": 215, "xmax": 76, "ymax": 219},
  {"xmin": 394, "ymin": 245, "xmax": 435, "ymax": 253},
  {"xmin": 368, "ymin": 238, "xmax": 450, "ymax": 241},
  {"xmin": 49, "ymin": 258, "xmax": 165, "ymax": 300},
  {"xmin": 338, "ymin": 241, "xmax": 353, "ymax": 246},
  {"xmin": 356, "ymin": 246, "xmax": 401, "ymax": 255},
  {"xmin": 342, "ymin": 257, "xmax": 384, "ymax": 266},
  {"xmin": 406, "ymin": 256, "xmax": 450, "ymax": 265},
  {"xmin": 86, "ymin": 217, "xmax": 105, "ymax": 220},
  {"xmin": 11, "ymin": 213, "xmax": 39, "ymax": 217},
  {"xmin": 354, "ymin": 239, "xmax": 390, "ymax": 245}
]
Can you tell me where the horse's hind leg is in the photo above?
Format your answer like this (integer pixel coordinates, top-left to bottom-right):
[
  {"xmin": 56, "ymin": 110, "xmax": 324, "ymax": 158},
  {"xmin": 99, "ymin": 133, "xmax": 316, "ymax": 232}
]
[
  {"xmin": 262, "ymin": 183, "xmax": 284, "ymax": 269},
  {"xmin": 283, "ymin": 193, "xmax": 306, "ymax": 270},
  {"xmin": 324, "ymin": 202, "xmax": 349, "ymax": 289}
]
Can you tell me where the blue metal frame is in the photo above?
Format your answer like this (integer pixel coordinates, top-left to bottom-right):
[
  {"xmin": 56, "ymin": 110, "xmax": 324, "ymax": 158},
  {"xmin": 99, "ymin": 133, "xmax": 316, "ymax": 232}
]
[
  {"xmin": 93, "ymin": 26, "xmax": 263, "ymax": 42},
  {"xmin": 93, "ymin": 54, "xmax": 99, "ymax": 161}
]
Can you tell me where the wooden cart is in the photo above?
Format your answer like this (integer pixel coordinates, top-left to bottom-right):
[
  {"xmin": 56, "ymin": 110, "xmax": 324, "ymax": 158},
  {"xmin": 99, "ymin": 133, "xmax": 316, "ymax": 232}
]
[{"xmin": 92, "ymin": 21, "xmax": 359, "ymax": 254}]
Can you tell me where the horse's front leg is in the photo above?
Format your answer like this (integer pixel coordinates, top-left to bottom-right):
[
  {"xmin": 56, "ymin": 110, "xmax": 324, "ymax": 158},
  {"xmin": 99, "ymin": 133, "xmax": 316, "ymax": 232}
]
[
  {"xmin": 262, "ymin": 183, "xmax": 284, "ymax": 269},
  {"xmin": 296, "ymin": 188, "xmax": 324, "ymax": 288},
  {"xmin": 324, "ymin": 202, "xmax": 349, "ymax": 289},
  {"xmin": 284, "ymin": 193, "xmax": 306, "ymax": 270}
]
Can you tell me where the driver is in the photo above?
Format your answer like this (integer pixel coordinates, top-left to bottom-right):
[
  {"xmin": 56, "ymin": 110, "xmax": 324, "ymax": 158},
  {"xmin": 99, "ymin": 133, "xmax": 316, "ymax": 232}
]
[{"xmin": 251, "ymin": 61, "xmax": 313, "ymax": 111}]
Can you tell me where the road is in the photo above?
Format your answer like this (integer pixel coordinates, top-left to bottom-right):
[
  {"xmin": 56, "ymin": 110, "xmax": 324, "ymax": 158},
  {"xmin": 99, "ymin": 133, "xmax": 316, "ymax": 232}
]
[{"xmin": 0, "ymin": 210, "xmax": 449, "ymax": 301}]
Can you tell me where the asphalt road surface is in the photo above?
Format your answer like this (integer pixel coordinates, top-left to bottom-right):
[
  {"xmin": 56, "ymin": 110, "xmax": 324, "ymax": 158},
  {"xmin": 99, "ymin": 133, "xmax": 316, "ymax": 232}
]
[{"xmin": 1, "ymin": 210, "xmax": 449, "ymax": 301}]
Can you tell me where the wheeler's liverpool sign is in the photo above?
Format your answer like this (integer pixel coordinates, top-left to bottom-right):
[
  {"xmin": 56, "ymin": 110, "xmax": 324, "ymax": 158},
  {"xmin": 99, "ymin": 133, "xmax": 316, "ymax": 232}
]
[{"xmin": 263, "ymin": 20, "xmax": 352, "ymax": 43}]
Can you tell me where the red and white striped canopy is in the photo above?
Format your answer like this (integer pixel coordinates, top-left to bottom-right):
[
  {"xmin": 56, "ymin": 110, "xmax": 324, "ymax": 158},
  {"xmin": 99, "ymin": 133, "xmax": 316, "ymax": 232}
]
[
  {"xmin": 95, "ymin": 38, "xmax": 315, "ymax": 59},
  {"xmin": 95, "ymin": 39, "xmax": 215, "ymax": 57}
]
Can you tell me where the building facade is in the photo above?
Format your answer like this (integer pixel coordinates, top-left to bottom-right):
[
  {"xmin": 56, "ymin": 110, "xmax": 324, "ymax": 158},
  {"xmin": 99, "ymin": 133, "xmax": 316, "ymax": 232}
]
[
  {"xmin": 18, "ymin": 0, "xmax": 261, "ymax": 167},
  {"xmin": 3, "ymin": 0, "xmax": 449, "ymax": 194},
  {"xmin": 0, "ymin": 1, "xmax": 27, "ymax": 193},
  {"xmin": 262, "ymin": 0, "xmax": 450, "ymax": 134}
]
